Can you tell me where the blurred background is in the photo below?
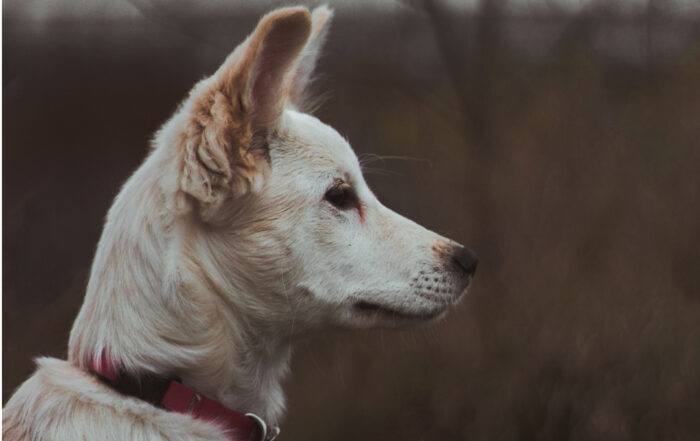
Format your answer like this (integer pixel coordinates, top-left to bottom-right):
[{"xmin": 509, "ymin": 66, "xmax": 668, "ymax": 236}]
[{"xmin": 3, "ymin": 0, "xmax": 700, "ymax": 439}]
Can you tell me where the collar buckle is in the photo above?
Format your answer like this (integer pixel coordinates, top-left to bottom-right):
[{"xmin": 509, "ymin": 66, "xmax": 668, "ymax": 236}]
[{"xmin": 245, "ymin": 413, "xmax": 280, "ymax": 441}]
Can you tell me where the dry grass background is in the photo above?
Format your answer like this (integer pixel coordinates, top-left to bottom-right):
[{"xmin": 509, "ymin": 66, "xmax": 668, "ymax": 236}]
[{"xmin": 4, "ymin": 3, "xmax": 700, "ymax": 440}]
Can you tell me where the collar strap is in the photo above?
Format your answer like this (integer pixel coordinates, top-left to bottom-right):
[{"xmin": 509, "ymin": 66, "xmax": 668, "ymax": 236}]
[{"xmin": 89, "ymin": 362, "xmax": 279, "ymax": 441}]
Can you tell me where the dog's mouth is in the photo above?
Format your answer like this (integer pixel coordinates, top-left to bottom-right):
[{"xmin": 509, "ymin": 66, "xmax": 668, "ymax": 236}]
[{"xmin": 352, "ymin": 301, "xmax": 444, "ymax": 321}]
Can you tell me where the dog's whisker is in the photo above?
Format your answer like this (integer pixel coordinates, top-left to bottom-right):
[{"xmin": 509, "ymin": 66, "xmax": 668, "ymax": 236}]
[
  {"xmin": 359, "ymin": 153, "xmax": 433, "ymax": 167},
  {"xmin": 361, "ymin": 167, "xmax": 401, "ymax": 177}
]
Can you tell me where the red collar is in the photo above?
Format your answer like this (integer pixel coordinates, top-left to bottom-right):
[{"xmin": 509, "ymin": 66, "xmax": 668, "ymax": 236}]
[{"xmin": 89, "ymin": 359, "xmax": 279, "ymax": 441}]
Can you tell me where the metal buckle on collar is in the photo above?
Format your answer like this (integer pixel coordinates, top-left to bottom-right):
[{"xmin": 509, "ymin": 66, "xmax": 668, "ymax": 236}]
[
  {"xmin": 186, "ymin": 393, "xmax": 202, "ymax": 414},
  {"xmin": 245, "ymin": 413, "xmax": 280, "ymax": 441}
]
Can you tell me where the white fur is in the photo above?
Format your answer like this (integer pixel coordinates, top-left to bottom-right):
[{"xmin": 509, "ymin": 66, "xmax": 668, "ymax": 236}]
[{"xmin": 3, "ymin": 6, "xmax": 474, "ymax": 441}]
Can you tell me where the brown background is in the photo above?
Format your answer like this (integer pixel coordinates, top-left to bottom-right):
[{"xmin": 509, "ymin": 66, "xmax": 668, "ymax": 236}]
[{"xmin": 4, "ymin": 1, "xmax": 700, "ymax": 440}]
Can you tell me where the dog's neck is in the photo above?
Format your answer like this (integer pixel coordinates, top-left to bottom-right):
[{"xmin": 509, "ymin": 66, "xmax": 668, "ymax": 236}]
[
  {"xmin": 68, "ymin": 154, "xmax": 292, "ymax": 426},
  {"xmin": 173, "ymin": 306, "xmax": 293, "ymax": 425}
]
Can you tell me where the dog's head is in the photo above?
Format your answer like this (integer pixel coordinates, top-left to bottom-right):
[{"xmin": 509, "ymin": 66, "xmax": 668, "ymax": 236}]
[{"xmin": 157, "ymin": 6, "xmax": 477, "ymax": 333}]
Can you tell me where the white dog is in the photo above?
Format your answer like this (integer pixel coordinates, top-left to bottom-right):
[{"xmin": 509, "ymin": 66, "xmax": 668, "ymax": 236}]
[{"xmin": 3, "ymin": 6, "xmax": 477, "ymax": 441}]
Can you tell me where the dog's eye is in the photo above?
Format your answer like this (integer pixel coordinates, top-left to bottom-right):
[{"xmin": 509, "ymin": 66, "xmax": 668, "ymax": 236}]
[{"xmin": 324, "ymin": 181, "xmax": 358, "ymax": 210}]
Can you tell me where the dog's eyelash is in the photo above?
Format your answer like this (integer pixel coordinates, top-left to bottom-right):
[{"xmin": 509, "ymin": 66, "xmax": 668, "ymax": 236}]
[{"xmin": 324, "ymin": 181, "xmax": 359, "ymax": 211}]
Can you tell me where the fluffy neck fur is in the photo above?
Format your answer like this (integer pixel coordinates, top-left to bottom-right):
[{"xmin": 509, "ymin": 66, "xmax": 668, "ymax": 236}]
[{"xmin": 68, "ymin": 138, "xmax": 291, "ymax": 425}]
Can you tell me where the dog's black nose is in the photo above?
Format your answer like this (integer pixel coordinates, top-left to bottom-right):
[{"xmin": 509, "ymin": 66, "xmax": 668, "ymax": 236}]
[{"xmin": 452, "ymin": 246, "xmax": 478, "ymax": 275}]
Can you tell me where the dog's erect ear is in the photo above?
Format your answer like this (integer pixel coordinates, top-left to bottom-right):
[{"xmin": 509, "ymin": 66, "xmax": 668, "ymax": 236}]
[
  {"xmin": 219, "ymin": 6, "xmax": 313, "ymax": 126},
  {"xmin": 288, "ymin": 6, "xmax": 334, "ymax": 111},
  {"xmin": 177, "ymin": 8, "xmax": 311, "ymax": 220}
]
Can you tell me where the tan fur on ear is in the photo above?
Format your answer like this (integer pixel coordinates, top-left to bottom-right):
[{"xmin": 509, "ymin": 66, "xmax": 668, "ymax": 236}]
[
  {"xmin": 289, "ymin": 5, "xmax": 334, "ymax": 111},
  {"xmin": 176, "ymin": 7, "xmax": 312, "ymax": 220},
  {"xmin": 218, "ymin": 7, "xmax": 313, "ymax": 125}
]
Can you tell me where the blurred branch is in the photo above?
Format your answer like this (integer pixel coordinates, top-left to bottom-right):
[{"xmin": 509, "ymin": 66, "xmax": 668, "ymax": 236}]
[
  {"xmin": 125, "ymin": 0, "xmax": 227, "ymax": 53},
  {"xmin": 415, "ymin": 0, "xmax": 502, "ymax": 154},
  {"xmin": 407, "ymin": 0, "xmax": 504, "ymax": 264}
]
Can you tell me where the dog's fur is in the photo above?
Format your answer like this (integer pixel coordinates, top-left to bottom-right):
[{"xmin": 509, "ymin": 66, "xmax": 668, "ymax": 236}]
[{"xmin": 3, "ymin": 6, "xmax": 476, "ymax": 441}]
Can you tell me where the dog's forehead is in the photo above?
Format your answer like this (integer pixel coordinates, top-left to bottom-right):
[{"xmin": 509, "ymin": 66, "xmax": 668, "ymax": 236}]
[{"xmin": 275, "ymin": 110, "xmax": 360, "ymax": 177}]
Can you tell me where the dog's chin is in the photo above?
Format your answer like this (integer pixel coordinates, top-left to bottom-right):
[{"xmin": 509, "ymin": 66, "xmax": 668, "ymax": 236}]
[{"xmin": 342, "ymin": 301, "xmax": 449, "ymax": 328}]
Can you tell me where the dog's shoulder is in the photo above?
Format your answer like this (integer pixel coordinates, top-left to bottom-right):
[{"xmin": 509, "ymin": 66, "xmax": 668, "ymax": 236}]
[{"xmin": 2, "ymin": 358, "xmax": 227, "ymax": 441}]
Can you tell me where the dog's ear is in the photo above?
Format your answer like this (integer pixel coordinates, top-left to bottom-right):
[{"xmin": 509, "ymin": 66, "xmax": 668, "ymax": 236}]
[
  {"xmin": 178, "ymin": 7, "xmax": 312, "ymax": 220},
  {"xmin": 288, "ymin": 6, "xmax": 334, "ymax": 112}
]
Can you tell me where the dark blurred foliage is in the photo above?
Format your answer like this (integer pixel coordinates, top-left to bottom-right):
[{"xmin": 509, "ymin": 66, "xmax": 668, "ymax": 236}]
[{"xmin": 4, "ymin": 1, "xmax": 700, "ymax": 440}]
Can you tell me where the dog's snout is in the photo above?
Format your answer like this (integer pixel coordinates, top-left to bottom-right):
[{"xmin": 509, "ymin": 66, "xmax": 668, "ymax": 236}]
[{"xmin": 452, "ymin": 246, "xmax": 478, "ymax": 276}]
